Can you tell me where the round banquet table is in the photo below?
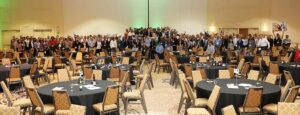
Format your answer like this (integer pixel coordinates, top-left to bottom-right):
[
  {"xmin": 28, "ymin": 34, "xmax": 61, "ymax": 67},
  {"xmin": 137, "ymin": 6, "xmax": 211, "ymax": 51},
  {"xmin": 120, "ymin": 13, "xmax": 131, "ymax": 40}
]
[
  {"xmin": 180, "ymin": 63, "xmax": 229, "ymax": 79},
  {"xmin": 0, "ymin": 64, "xmax": 32, "ymax": 81},
  {"xmin": 279, "ymin": 62, "xmax": 300, "ymax": 85},
  {"xmin": 196, "ymin": 79, "xmax": 281, "ymax": 115},
  {"xmin": 37, "ymin": 80, "xmax": 115, "ymax": 115}
]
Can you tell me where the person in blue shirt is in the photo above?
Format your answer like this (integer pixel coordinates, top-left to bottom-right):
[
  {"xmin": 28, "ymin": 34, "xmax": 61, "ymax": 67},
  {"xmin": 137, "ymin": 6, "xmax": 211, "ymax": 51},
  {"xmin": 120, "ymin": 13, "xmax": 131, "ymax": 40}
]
[{"xmin": 155, "ymin": 43, "xmax": 165, "ymax": 59}]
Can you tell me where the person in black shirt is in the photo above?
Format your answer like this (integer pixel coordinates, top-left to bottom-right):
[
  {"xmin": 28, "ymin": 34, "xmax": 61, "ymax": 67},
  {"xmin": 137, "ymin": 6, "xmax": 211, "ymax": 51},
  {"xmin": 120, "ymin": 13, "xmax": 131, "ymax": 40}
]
[{"xmin": 267, "ymin": 35, "xmax": 274, "ymax": 49}]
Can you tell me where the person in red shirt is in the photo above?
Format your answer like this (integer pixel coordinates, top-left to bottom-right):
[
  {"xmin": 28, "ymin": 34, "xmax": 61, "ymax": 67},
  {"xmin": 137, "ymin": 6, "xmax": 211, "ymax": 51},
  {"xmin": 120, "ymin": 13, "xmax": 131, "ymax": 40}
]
[{"xmin": 48, "ymin": 36, "xmax": 58, "ymax": 53}]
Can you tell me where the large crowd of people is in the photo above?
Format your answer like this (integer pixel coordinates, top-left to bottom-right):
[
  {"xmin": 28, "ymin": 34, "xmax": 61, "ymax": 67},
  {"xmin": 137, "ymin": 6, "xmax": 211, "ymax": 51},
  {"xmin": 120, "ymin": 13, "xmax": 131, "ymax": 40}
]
[{"xmin": 9, "ymin": 27, "xmax": 294, "ymax": 58}]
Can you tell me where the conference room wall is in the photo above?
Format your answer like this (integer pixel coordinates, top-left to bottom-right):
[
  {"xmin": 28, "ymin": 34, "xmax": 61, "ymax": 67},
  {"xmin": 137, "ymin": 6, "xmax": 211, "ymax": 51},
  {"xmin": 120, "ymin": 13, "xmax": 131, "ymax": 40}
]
[
  {"xmin": 0, "ymin": 0, "xmax": 64, "ymax": 49},
  {"xmin": 63, "ymin": 0, "xmax": 207, "ymax": 35}
]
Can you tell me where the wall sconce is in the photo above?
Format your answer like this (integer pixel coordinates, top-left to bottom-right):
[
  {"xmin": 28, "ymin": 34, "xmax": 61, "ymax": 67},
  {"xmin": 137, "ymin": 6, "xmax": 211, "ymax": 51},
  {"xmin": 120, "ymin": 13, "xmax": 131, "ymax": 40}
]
[
  {"xmin": 262, "ymin": 24, "xmax": 268, "ymax": 32},
  {"xmin": 209, "ymin": 25, "xmax": 216, "ymax": 32}
]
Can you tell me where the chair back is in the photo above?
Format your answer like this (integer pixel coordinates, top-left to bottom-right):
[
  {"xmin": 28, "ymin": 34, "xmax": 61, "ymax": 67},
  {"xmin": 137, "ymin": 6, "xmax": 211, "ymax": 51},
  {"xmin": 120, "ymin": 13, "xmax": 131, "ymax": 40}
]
[
  {"xmin": 93, "ymin": 70, "xmax": 102, "ymax": 80},
  {"xmin": 2, "ymin": 58, "xmax": 11, "ymax": 65},
  {"xmin": 218, "ymin": 70, "xmax": 230, "ymax": 79},
  {"xmin": 42, "ymin": 58, "xmax": 49, "ymax": 71},
  {"xmin": 139, "ymin": 59, "xmax": 146, "ymax": 73},
  {"xmin": 99, "ymin": 52, "xmax": 106, "ymax": 56},
  {"xmin": 192, "ymin": 70, "xmax": 203, "ymax": 88},
  {"xmin": 30, "ymin": 62, "xmax": 38, "ymax": 75},
  {"xmin": 215, "ymin": 56, "xmax": 223, "ymax": 62},
  {"xmin": 38, "ymin": 52, "xmax": 45, "ymax": 57},
  {"xmin": 109, "ymin": 66, "xmax": 120, "ymax": 80},
  {"xmin": 237, "ymin": 58, "xmax": 245, "ymax": 71},
  {"xmin": 265, "ymin": 73, "xmax": 277, "ymax": 84},
  {"xmin": 54, "ymin": 55, "xmax": 62, "ymax": 64},
  {"xmin": 57, "ymin": 69, "xmax": 71, "ymax": 82},
  {"xmin": 9, "ymin": 65, "xmax": 20, "ymax": 79},
  {"xmin": 178, "ymin": 73, "xmax": 187, "ymax": 92},
  {"xmin": 121, "ymin": 57, "xmax": 130, "ymax": 64},
  {"xmin": 0, "ymin": 81, "xmax": 15, "ymax": 105},
  {"xmin": 262, "ymin": 56, "xmax": 270, "ymax": 66},
  {"xmin": 75, "ymin": 52, "xmax": 82, "ymax": 61},
  {"xmin": 199, "ymin": 56, "xmax": 207, "ymax": 63},
  {"xmin": 83, "ymin": 66, "xmax": 93, "ymax": 80},
  {"xmin": 139, "ymin": 63, "xmax": 154, "ymax": 93},
  {"xmin": 222, "ymin": 105, "xmax": 237, "ymax": 115},
  {"xmin": 243, "ymin": 87, "xmax": 263, "ymax": 109},
  {"xmin": 199, "ymin": 68, "xmax": 207, "ymax": 80},
  {"xmin": 207, "ymin": 85, "xmax": 221, "ymax": 114},
  {"xmin": 241, "ymin": 62, "xmax": 250, "ymax": 75},
  {"xmin": 183, "ymin": 80, "xmax": 196, "ymax": 101},
  {"xmin": 184, "ymin": 64, "xmax": 193, "ymax": 77},
  {"xmin": 103, "ymin": 85, "xmax": 119, "ymax": 107},
  {"xmin": 247, "ymin": 70, "xmax": 259, "ymax": 80},
  {"xmin": 269, "ymin": 62, "xmax": 279, "ymax": 74},
  {"xmin": 52, "ymin": 90, "xmax": 71, "ymax": 110},
  {"xmin": 283, "ymin": 70, "xmax": 296, "ymax": 87},
  {"xmin": 189, "ymin": 56, "xmax": 196, "ymax": 63},
  {"xmin": 23, "ymin": 75, "xmax": 35, "ymax": 88},
  {"xmin": 26, "ymin": 87, "xmax": 44, "ymax": 108},
  {"xmin": 278, "ymin": 102, "xmax": 300, "ymax": 115},
  {"xmin": 284, "ymin": 86, "xmax": 300, "ymax": 102},
  {"xmin": 47, "ymin": 57, "xmax": 53, "ymax": 69},
  {"xmin": 120, "ymin": 71, "xmax": 129, "ymax": 93},
  {"xmin": 280, "ymin": 80, "xmax": 292, "ymax": 102},
  {"xmin": 0, "ymin": 105, "xmax": 20, "ymax": 115}
]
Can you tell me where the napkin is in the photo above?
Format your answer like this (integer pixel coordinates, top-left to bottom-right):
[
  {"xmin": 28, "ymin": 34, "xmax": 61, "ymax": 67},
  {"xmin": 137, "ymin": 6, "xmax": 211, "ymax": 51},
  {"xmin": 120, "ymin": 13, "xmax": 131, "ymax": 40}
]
[
  {"xmin": 226, "ymin": 83, "xmax": 239, "ymax": 89},
  {"xmin": 52, "ymin": 87, "xmax": 64, "ymax": 91}
]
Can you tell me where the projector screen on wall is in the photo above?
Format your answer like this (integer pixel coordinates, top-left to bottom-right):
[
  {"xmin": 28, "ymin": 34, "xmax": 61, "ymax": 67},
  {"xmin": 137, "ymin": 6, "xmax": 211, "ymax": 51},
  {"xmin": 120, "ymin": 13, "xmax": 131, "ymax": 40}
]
[{"xmin": 64, "ymin": 0, "xmax": 207, "ymax": 35}]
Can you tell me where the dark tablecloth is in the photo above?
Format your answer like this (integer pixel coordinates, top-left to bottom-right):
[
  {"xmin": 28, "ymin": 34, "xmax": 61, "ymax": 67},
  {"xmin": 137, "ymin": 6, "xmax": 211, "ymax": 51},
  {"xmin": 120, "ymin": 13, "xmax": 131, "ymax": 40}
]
[
  {"xmin": 0, "ymin": 64, "xmax": 32, "ymax": 81},
  {"xmin": 28, "ymin": 57, "xmax": 67, "ymax": 64},
  {"xmin": 196, "ymin": 79, "xmax": 281, "ymax": 115},
  {"xmin": 180, "ymin": 63, "xmax": 229, "ymax": 79},
  {"xmin": 279, "ymin": 62, "xmax": 300, "ymax": 85},
  {"xmin": 37, "ymin": 80, "xmax": 115, "ymax": 115}
]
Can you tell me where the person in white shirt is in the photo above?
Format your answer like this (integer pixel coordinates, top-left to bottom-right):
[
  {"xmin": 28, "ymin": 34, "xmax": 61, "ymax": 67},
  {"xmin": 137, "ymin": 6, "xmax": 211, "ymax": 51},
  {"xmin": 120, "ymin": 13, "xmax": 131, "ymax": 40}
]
[
  {"xmin": 110, "ymin": 37, "xmax": 118, "ymax": 52},
  {"xmin": 205, "ymin": 41, "xmax": 215, "ymax": 55},
  {"xmin": 257, "ymin": 35, "xmax": 270, "ymax": 50}
]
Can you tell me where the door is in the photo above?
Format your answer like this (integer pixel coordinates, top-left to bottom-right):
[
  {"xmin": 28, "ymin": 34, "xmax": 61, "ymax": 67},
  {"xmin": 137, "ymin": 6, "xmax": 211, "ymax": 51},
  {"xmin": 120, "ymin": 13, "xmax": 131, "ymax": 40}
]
[
  {"xmin": 239, "ymin": 28, "xmax": 248, "ymax": 37},
  {"xmin": 1, "ymin": 30, "xmax": 20, "ymax": 49}
]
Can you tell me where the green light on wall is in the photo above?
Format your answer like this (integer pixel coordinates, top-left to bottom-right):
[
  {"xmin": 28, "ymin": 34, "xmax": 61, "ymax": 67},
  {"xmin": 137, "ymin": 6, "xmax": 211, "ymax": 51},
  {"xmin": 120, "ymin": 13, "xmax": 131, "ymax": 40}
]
[{"xmin": 0, "ymin": 0, "xmax": 12, "ymax": 49}]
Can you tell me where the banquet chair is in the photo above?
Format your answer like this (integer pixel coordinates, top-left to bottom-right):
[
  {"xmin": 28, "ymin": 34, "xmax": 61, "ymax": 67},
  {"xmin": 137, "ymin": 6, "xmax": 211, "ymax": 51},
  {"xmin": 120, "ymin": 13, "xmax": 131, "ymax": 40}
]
[
  {"xmin": 29, "ymin": 62, "xmax": 39, "ymax": 86},
  {"xmin": 214, "ymin": 56, "xmax": 223, "ymax": 62},
  {"xmin": 133, "ymin": 59, "xmax": 145, "ymax": 75},
  {"xmin": 239, "ymin": 87, "xmax": 263, "ymax": 114},
  {"xmin": 187, "ymin": 85, "xmax": 221, "ymax": 115},
  {"xmin": 184, "ymin": 64, "xmax": 193, "ymax": 80},
  {"xmin": 75, "ymin": 52, "xmax": 83, "ymax": 65},
  {"xmin": 247, "ymin": 70, "xmax": 260, "ymax": 80},
  {"xmin": 123, "ymin": 74, "xmax": 149, "ymax": 115},
  {"xmin": 0, "ymin": 81, "xmax": 31, "ymax": 114},
  {"xmin": 218, "ymin": 70, "xmax": 230, "ymax": 79},
  {"xmin": 280, "ymin": 80, "xmax": 292, "ymax": 102},
  {"xmin": 22, "ymin": 75, "xmax": 35, "ymax": 89},
  {"xmin": 190, "ymin": 56, "xmax": 197, "ymax": 63},
  {"xmin": 131, "ymin": 55, "xmax": 142, "ymax": 70},
  {"xmin": 199, "ymin": 56, "xmax": 207, "ymax": 63},
  {"xmin": 238, "ymin": 62, "xmax": 250, "ymax": 78},
  {"xmin": 183, "ymin": 80, "xmax": 208, "ymax": 108},
  {"xmin": 57, "ymin": 69, "xmax": 71, "ymax": 82},
  {"xmin": 38, "ymin": 58, "xmax": 51, "ymax": 83},
  {"xmin": 222, "ymin": 105, "xmax": 237, "ymax": 115},
  {"xmin": 6, "ymin": 65, "xmax": 22, "ymax": 90},
  {"xmin": 52, "ymin": 90, "xmax": 86, "ymax": 115},
  {"xmin": 269, "ymin": 62, "xmax": 280, "ymax": 75},
  {"xmin": 121, "ymin": 57, "xmax": 130, "ymax": 64},
  {"xmin": 116, "ymin": 51, "xmax": 123, "ymax": 56},
  {"xmin": 177, "ymin": 73, "xmax": 189, "ymax": 113},
  {"xmin": 93, "ymin": 70, "xmax": 102, "ymax": 80},
  {"xmin": 70, "ymin": 59, "xmax": 80, "ymax": 77},
  {"xmin": 169, "ymin": 59, "xmax": 178, "ymax": 86},
  {"xmin": 237, "ymin": 58, "xmax": 245, "ymax": 71},
  {"xmin": 283, "ymin": 70, "xmax": 296, "ymax": 87},
  {"xmin": 135, "ymin": 63, "xmax": 154, "ymax": 89},
  {"xmin": 111, "ymin": 56, "xmax": 117, "ymax": 64},
  {"xmin": 0, "ymin": 105, "xmax": 20, "ymax": 115},
  {"xmin": 278, "ymin": 102, "xmax": 300, "ymax": 115},
  {"xmin": 199, "ymin": 68, "xmax": 208, "ymax": 80},
  {"xmin": 264, "ymin": 73, "xmax": 278, "ymax": 85},
  {"xmin": 35, "ymin": 57, "xmax": 43, "ymax": 69},
  {"xmin": 83, "ymin": 66, "xmax": 93, "ymax": 80},
  {"xmin": 107, "ymin": 66, "xmax": 120, "ymax": 82},
  {"xmin": 26, "ymin": 87, "xmax": 55, "ymax": 115},
  {"xmin": 37, "ymin": 52, "xmax": 45, "ymax": 57},
  {"xmin": 263, "ymin": 86, "xmax": 300, "ymax": 114},
  {"xmin": 192, "ymin": 70, "xmax": 204, "ymax": 88},
  {"xmin": 262, "ymin": 56, "xmax": 270, "ymax": 67},
  {"xmin": 1, "ymin": 58, "xmax": 11, "ymax": 65},
  {"xmin": 154, "ymin": 54, "xmax": 169, "ymax": 73},
  {"xmin": 99, "ymin": 51, "xmax": 107, "ymax": 57},
  {"xmin": 131, "ymin": 51, "xmax": 136, "ymax": 57},
  {"xmin": 119, "ymin": 71, "xmax": 131, "ymax": 96},
  {"xmin": 54, "ymin": 55, "xmax": 65, "ymax": 69},
  {"xmin": 46, "ymin": 57, "xmax": 55, "ymax": 79},
  {"xmin": 250, "ymin": 55, "xmax": 259, "ymax": 69},
  {"xmin": 93, "ymin": 85, "xmax": 119, "ymax": 115}
]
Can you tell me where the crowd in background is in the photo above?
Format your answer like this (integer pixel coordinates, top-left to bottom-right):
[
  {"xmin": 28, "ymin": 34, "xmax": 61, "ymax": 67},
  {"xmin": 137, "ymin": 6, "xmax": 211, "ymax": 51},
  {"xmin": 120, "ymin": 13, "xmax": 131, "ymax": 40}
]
[{"xmin": 10, "ymin": 27, "xmax": 294, "ymax": 58}]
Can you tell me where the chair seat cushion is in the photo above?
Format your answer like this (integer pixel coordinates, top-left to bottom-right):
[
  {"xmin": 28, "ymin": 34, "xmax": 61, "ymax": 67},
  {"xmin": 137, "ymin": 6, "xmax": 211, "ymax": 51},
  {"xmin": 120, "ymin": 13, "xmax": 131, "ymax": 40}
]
[
  {"xmin": 187, "ymin": 108, "xmax": 210, "ymax": 115},
  {"xmin": 123, "ymin": 90, "xmax": 141, "ymax": 99},
  {"xmin": 263, "ymin": 103, "xmax": 277, "ymax": 114},
  {"xmin": 194, "ymin": 98, "xmax": 208, "ymax": 107},
  {"xmin": 238, "ymin": 107, "xmax": 261, "ymax": 113},
  {"xmin": 35, "ymin": 104, "xmax": 55, "ymax": 114},
  {"xmin": 133, "ymin": 70, "xmax": 141, "ymax": 75},
  {"xmin": 12, "ymin": 98, "xmax": 31, "ymax": 107},
  {"xmin": 93, "ymin": 103, "xmax": 118, "ymax": 112},
  {"xmin": 7, "ymin": 78, "xmax": 22, "ymax": 82},
  {"xmin": 107, "ymin": 78, "xmax": 119, "ymax": 82}
]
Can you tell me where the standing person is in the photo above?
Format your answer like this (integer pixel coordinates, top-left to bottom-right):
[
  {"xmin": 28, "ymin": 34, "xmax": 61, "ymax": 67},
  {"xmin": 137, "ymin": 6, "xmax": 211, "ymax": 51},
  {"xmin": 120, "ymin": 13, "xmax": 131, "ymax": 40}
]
[
  {"xmin": 267, "ymin": 35, "xmax": 274, "ymax": 49},
  {"xmin": 110, "ymin": 37, "xmax": 117, "ymax": 52},
  {"xmin": 95, "ymin": 37, "xmax": 102, "ymax": 53},
  {"xmin": 257, "ymin": 35, "xmax": 270, "ymax": 50},
  {"xmin": 205, "ymin": 41, "xmax": 215, "ymax": 55},
  {"xmin": 283, "ymin": 35, "xmax": 291, "ymax": 49},
  {"xmin": 48, "ymin": 36, "xmax": 57, "ymax": 53},
  {"xmin": 273, "ymin": 31, "xmax": 283, "ymax": 47},
  {"xmin": 242, "ymin": 37, "xmax": 249, "ymax": 48},
  {"xmin": 150, "ymin": 38, "xmax": 156, "ymax": 59}
]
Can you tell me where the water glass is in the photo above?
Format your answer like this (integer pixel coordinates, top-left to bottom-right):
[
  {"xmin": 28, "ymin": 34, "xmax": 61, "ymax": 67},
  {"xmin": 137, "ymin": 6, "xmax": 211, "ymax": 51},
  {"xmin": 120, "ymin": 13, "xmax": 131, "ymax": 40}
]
[{"xmin": 70, "ymin": 83, "xmax": 74, "ymax": 92}]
